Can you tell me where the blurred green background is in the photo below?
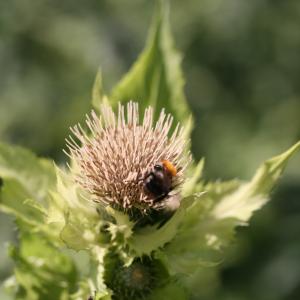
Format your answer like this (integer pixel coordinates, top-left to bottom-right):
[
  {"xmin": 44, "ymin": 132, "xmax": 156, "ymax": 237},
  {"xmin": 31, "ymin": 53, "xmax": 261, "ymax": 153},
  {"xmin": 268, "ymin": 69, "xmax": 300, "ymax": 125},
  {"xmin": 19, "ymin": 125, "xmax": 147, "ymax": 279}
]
[{"xmin": 1, "ymin": 0, "xmax": 300, "ymax": 299}]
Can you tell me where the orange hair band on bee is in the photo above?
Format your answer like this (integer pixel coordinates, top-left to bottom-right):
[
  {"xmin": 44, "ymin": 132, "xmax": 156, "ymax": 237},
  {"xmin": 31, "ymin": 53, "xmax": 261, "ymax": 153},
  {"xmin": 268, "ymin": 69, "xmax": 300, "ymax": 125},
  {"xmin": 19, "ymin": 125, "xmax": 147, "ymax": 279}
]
[{"xmin": 162, "ymin": 159, "xmax": 177, "ymax": 177}]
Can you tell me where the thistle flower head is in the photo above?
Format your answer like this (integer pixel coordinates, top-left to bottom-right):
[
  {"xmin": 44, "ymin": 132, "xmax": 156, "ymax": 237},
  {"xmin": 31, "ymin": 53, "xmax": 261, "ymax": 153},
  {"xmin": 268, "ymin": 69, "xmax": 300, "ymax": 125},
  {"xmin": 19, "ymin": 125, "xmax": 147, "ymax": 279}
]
[{"xmin": 66, "ymin": 102, "xmax": 190, "ymax": 212}]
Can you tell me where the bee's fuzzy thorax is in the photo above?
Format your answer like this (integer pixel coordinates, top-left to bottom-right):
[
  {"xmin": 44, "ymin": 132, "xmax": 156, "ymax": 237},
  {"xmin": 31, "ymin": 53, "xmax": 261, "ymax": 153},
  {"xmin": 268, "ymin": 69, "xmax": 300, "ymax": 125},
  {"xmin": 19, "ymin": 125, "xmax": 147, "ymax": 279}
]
[{"xmin": 66, "ymin": 101, "xmax": 190, "ymax": 211}]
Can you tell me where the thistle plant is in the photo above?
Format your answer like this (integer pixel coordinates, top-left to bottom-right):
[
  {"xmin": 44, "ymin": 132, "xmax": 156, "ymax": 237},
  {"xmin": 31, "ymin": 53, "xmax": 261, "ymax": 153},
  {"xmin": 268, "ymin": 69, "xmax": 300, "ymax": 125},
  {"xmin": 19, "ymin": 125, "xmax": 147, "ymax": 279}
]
[{"xmin": 0, "ymin": 2, "xmax": 299, "ymax": 300}]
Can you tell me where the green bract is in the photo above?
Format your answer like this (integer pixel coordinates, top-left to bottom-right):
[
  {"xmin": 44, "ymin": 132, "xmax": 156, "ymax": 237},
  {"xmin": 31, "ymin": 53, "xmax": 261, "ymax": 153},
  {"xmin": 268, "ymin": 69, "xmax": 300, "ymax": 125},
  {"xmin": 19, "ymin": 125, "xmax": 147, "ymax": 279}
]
[{"xmin": 0, "ymin": 1, "xmax": 299, "ymax": 300}]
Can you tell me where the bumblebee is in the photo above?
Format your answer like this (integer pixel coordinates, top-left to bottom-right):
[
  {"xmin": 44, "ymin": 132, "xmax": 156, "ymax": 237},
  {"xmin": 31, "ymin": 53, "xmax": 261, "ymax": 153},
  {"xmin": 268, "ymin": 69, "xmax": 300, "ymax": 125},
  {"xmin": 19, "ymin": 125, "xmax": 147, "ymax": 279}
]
[
  {"xmin": 134, "ymin": 160, "xmax": 180, "ymax": 228},
  {"xmin": 143, "ymin": 159, "xmax": 177, "ymax": 200}
]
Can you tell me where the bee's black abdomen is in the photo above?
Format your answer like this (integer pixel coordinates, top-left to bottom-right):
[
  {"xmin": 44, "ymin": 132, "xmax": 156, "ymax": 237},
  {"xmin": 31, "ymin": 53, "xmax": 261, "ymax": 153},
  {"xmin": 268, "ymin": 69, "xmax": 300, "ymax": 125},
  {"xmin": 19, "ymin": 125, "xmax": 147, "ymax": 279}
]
[
  {"xmin": 143, "ymin": 167, "xmax": 172, "ymax": 199},
  {"xmin": 144, "ymin": 174, "xmax": 166, "ymax": 197}
]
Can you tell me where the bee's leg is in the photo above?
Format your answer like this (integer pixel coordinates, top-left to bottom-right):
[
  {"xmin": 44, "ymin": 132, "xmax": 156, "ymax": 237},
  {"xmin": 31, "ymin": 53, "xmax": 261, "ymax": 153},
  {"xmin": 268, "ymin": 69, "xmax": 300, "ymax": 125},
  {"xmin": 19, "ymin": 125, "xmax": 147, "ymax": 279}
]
[
  {"xmin": 133, "ymin": 193, "xmax": 180, "ymax": 229},
  {"xmin": 156, "ymin": 193, "xmax": 181, "ymax": 228}
]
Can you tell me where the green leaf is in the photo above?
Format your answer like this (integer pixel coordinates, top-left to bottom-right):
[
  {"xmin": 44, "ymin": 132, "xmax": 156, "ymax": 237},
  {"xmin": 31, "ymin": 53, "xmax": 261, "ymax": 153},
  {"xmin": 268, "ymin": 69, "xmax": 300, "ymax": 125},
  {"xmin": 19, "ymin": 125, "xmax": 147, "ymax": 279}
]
[
  {"xmin": 181, "ymin": 158, "xmax": 205, "ymax": 197},
  {"xmin": 0, "ymin": 143, "xmax": 59, "ymax": 243},
  {"xmin": 70, "ymin": 279, "xmax": 111, "ymax": 300},
  {"xmin": 60, "ymin": 214, "xmax": 100, "ymax": 251},
  {"xmin": 0, "ymin": 181, "xmax": 63, "ymax": 246},
  {"xmin": 0, "ymin": 142, "xmax": 56, "ymax": 203},
  {"xmin": 212, "ymin": 141, "xmax": 300, "ymax": 221},
  {"xmin": 47, "ymin": 167, "xmax": 104, "ymax": 251},
  {"xmin": 70, "ymin": 279, "xmax": 94, "ymax": 300},
  {"xmin": 0, "ymin": 177, "xmax": 62, "ymax": 244},
  {"xmin": 0, "ymin": 179, "xmax": 45, "ymax": 226},
  {"xmin": 162, "ymin": 142, "xmax": 300, "ymax": 275},
  {"xmin": 92, "ymin": 69, "xmax": 103, "ymax": 109},
  {"xmin": 128, "ymin": 203, "xmax": 186, "ymax": 258},
  {"xmin": 109, "ymin": 0, "xmax": 193, "ymax": 131},
  {"xmin": 0, "ymin": 143, "xmax": 60, "ymax": 241},
  {"xmin": 92, "ymin": 69, "xmax": 111, "ymax": 111},
  {"xmin": 70, "ymin": 246, "xmax": 111, "ymax": 300},
  {"xmin": 8, "ymin": 232, "xmax": 78, "ymax": 300},
  {"xmin": 91, "ymin": 246, "xmax": 112, "ymax": 299}
]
